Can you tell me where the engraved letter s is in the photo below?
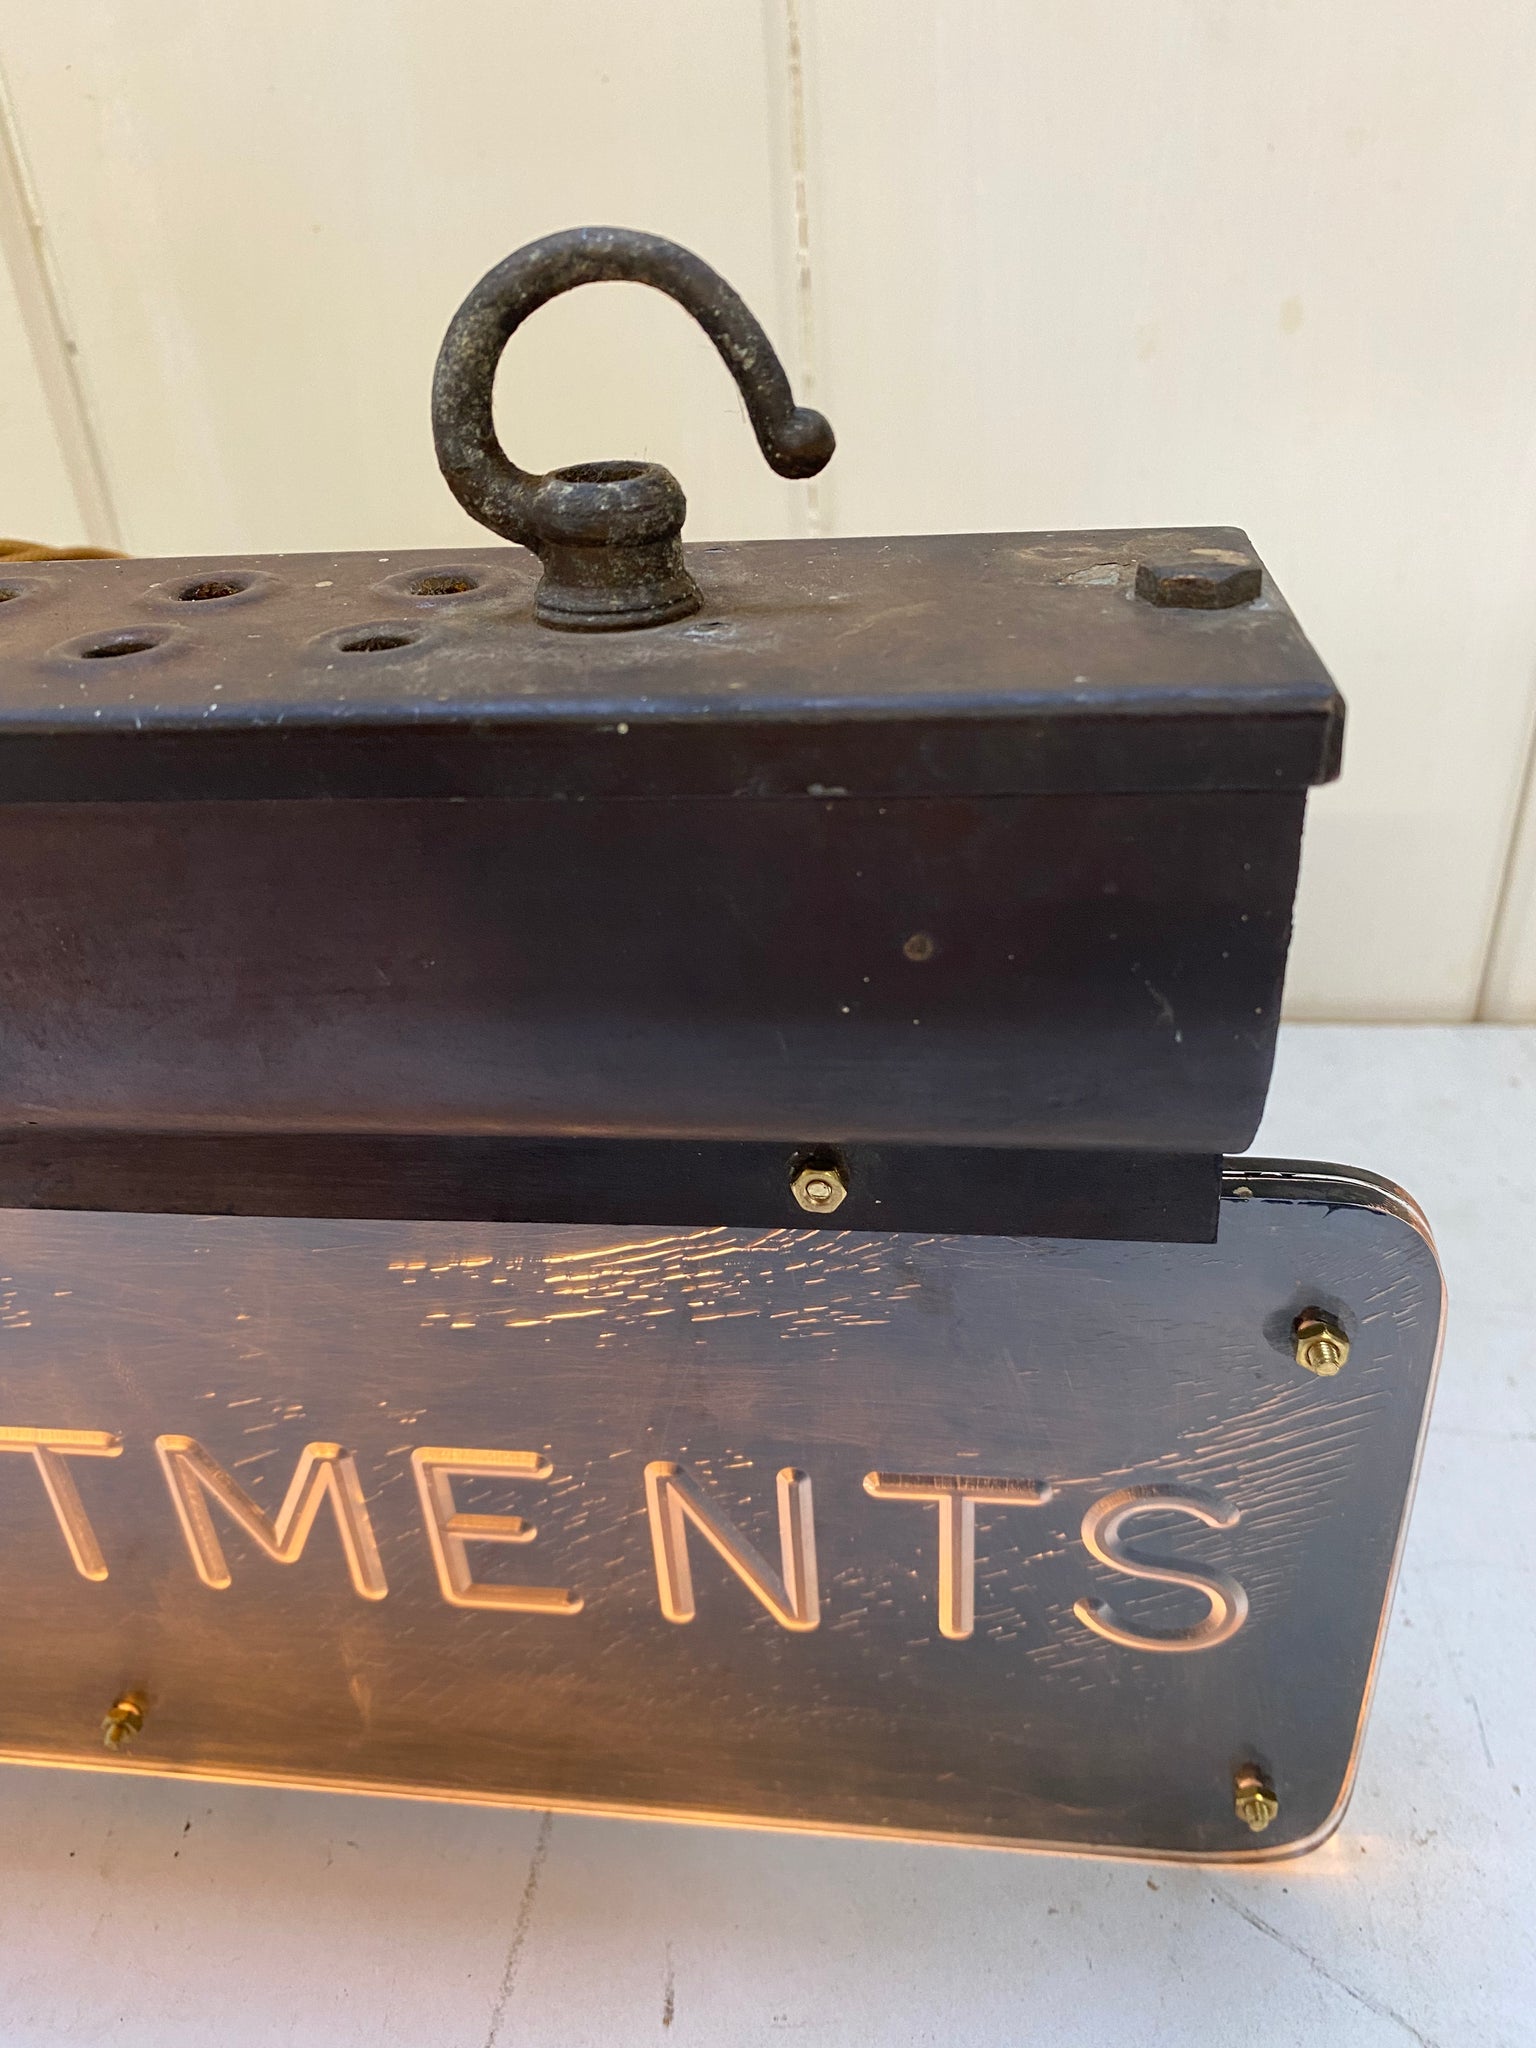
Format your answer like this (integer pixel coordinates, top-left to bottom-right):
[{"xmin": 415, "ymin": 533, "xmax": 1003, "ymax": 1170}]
[{"xmin": 1075, "ymin": 1486, "xmax": 1247, "ymax": 1652}]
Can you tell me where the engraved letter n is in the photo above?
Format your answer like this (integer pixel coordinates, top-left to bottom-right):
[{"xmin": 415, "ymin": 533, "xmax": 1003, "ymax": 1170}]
[{"xmin": 644, "ymin": 1461, "xmax": 818, "ymax": 1631}]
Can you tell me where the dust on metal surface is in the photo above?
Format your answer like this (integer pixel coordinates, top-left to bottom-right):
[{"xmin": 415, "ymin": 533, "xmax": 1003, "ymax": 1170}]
[{"xmin": 0, "ymin": 530, "xmax": 1338, "ymax": 799}]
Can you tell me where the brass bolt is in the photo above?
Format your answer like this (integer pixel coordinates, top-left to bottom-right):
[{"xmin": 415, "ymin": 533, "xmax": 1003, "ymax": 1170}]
[
  {"xmin": 101, "ymin": 1694, "xmax": 146, "ymax": 1752},
  {"xmin": 1234, "ymin": 1765, "xmax": 1279, "ymax": 1833},
  {"xmin": 791, "ymin": 1162, "xmax": 848, "ymax": 1215},
  {"xmin": 1293, "ymin": 1309, "xmax": 1349, "ymax": 1377}
]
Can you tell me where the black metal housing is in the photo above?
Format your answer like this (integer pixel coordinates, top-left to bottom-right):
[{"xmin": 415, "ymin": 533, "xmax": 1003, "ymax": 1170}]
[{"xmin": 0, "ymin": 527, "xmax": 1340, "ymax": 1240}]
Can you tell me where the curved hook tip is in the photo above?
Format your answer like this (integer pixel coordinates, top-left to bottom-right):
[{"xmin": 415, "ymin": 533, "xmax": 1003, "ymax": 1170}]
[{"xmin": 768, "ymin": 408, "xmax": 837, "ymax": 481}]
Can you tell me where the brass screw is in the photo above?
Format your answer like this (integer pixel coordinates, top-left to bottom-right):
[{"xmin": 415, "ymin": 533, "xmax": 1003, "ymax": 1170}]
[
  {"xmin": 1293, "ymin": 1309, "xmax": 1349, "ymax": 1377},
  {"xmin": 101, "ymin": 1694, "xmax": 146, "ymax": 1752},
  {"xmin": 791, "ymin": 1162, "xmax": 848, "ymax": 1215},
  {"xmin": 1234, "ymin": 1765, "xmax": 1279, "ymax": 1833}
]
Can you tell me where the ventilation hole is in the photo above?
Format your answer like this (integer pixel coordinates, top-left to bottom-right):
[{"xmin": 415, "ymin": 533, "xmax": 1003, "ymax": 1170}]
[
  {"xmin": 176, "ymin": 577, "xmax": 248, "ymax": 602},
  {"xmin": 408, "ymin": 572, "xmax": 478, "ymax": 597},
  {"xmin": 78, "ymin": 631, "xmax": 163, "ymax": 660},
  {"xmin": 338, "ymin": 629, "xmax": 418, "ymax": 654}
]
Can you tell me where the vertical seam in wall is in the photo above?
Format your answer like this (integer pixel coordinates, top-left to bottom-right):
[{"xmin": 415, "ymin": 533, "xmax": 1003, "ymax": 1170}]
[
  {"xmin": 1474, "ymin": 396, "xmax": 1536, "ymax": 1019},
  {"xmin": 782, "ymin": 0, "xmax": 824, "ymax": 537},
  {"xmin": 1475, "ymin": 677, "xmax": 1536, "ymax": 1019},
  {"xmin": 0, "ymin": 58, "xmax": 122, "ymax": 550}
]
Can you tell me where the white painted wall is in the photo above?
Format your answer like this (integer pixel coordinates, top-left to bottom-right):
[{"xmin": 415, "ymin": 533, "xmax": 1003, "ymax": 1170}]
[
  {"xmin": 0, "ymin": 135, "xmax": 94, "ymax": 544},
  {"xmin": 3, "ymin": 0, "xmax": 1536, "ymax": 1017},
  {"xmin": 0, "ymin": 275, "xmax": 78, "ymax": 544}
]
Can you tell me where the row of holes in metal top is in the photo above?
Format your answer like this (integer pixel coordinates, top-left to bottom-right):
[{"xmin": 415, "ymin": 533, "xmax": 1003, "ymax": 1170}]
[{"xmin": 0, "ymin": 566, "xmax": 486, "ymax": 661}]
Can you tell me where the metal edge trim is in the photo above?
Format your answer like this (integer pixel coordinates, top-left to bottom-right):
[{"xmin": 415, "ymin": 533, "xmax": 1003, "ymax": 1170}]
[
  {"xmin": 1223, "ymin": 1155, "xmax": 1438, "ymax": 1250},
  {"xmin": 1219, "ymin": 1154, "xmax": 1448, "ymax": 1862}
]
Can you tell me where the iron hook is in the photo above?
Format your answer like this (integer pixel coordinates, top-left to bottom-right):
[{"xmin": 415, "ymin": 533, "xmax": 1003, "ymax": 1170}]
[{"xmin": 431, "ymin": 225, "xmax": 834, "ymax": 630}]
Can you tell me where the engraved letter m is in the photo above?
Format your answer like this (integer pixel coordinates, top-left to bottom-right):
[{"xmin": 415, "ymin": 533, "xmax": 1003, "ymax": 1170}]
[{"xmin": 155, "ymin": 1435, "xmax": 387, "ymax": 1601}]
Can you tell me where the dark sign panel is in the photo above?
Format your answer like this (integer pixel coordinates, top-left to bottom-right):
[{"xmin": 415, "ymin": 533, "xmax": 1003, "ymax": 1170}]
[{"xmin": 0, "ymin": 1166, "xmax": 1440, "ymax": 1860}]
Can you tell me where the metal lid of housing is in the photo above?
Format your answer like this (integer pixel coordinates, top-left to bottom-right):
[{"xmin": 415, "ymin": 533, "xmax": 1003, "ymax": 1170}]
[{"xmin": 0, "ymin": 525, "xmax": 1339, "ymax": 804}]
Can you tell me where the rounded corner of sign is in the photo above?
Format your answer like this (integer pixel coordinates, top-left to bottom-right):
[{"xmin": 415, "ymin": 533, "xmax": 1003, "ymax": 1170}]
[
  {"xmin": 1148, "ymin": 1785, "xmax": 1354, "ymax": 1869},
  {"xmin": 1223, "ymin": 1155, "xmax": 1443, "ymax": 1255},
  {"xmin": 1251, "ymin": 1782, "xmax": 1356, "ymax": 1865}
]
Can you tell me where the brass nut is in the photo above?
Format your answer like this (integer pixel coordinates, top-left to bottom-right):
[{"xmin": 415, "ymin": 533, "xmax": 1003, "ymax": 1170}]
[
  {"xmin": 101, "ymin": 1694, "xmax": 146, "ymax": 1751},
  {"xmin": 1293, "ymin": 1309, "xmax": 1349, "ymax": 1377},
  {"xmin": 791, "ymin": 1162, "xmax": 848, "ymax": 1215},
  {"xmin": 1234, "ymin": 1766, "xmax": 1279, "ymax": 1834}
]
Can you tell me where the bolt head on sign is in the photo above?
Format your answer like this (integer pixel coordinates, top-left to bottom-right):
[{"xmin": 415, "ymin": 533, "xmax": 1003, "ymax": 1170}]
[
  {"xmin": 792, "ymin": 1163, "xmax": 848, "ymax": 1214},
  {"xmin": 1293, "ymin": 1310, "xmax": 1349, "ymax": 1377},
  {"xmin": 1234, "ymin": 1770, "xmax": 1280, "ymax": 1833},
  {"xmin": 101, "ymin": 1696, "xmax": 145, "ymax": 1751}
]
